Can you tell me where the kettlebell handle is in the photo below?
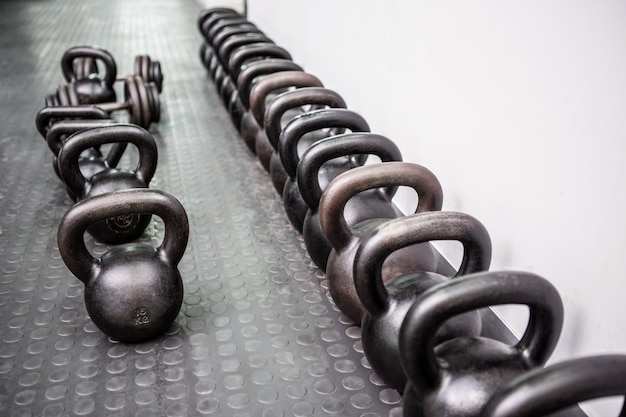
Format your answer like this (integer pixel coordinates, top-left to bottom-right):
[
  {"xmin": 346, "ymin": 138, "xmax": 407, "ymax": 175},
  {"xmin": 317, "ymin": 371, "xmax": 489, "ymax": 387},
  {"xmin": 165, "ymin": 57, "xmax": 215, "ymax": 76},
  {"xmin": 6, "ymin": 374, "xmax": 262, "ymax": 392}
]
[
  {"xmin": 57, "ymin": 124, "xmax": 158, "ymax": 198},
  {"xmin": 320, "ymin": 162, "xmax": 444, "ymax": 250},
  {"xmin": 46, "ymin": 120, "xmax": 126, "ymax": 168},
  {"xmin": 354, "ymin": 211, "xmax": 491, "ymax": 317},
  {"xmin": 35, "ymin": 105, "xmax": 109, "ymax": 138},
  {"xmin": 235, "ymin": 59, "xmax": 303, "ymax": 108},
  {"xmin": 480, "ymin": 355, "xmax": 626, "ymax": 417},
  {"xmin": 297, "ymin": 133, "xmax": 403, "ymax": 210},
  {"xmin": 279, "ymin": 108, "xmax": 372, "ymax": 178},
  {"xmin": 61, "ymin": 46, "xmax": 117, "ymax": 88},
  {"xmin": 228, "ymin": 43, "xmax": 292, "ymax": 81},
  {"xmin": 265, "ymin": 87, "xmax": 347, "ymax": 150},
  {"xmin": 400, "ymin": 270, "xmax": 564, "ymax": 393},
  {"xmin": 57, "ymin": 189, "xmax": 189, "ymax": 283},
  {"xmin": 249, "ymin": 71, "xmax": 324, "ymax": 126}
]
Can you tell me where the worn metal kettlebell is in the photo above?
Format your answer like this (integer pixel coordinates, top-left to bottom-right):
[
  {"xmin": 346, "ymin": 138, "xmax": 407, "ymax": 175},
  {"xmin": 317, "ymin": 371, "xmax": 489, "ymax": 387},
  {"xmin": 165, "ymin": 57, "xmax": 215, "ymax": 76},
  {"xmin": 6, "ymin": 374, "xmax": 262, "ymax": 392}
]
[
  {"xmin": 298, "ymin": 133, "xmax": 402, "ymax": 271},
  {"xmin": 481, "ymin": 354, "xmax": 626, "ymax": 417},
  {"xmin": 265, "ymin": 87, "xmax": 347, "ymax": 194},
  {"xmin": 400, "ymin": 270, "xmax": 564, "ymax": 417},
  {"xmin": 320, "ymin": 162, "xmax": 443, "ymax": 324},
  {"xmin": 46, "ymin": 119, "xmax": 124, "ymax": 186},
  {"xmin": 57, "ymin": 189, "xmax": 189, "ymax": 343},
  {"xmin": 57, "ymin": 124, "xmax": 157, "ymax": 244},
  {"xmin": 355, "ymin": 211, "xmax": 491, "ymax": 392},
  {"xmin": 236, "ymin": 59, "xmax": 303, "ymax": 151},
  {"xmin": 249, "ymin": 71, "xmax": 324, "ymax": 171},
  {"xmin": 61, "ymin": 46, "xmax": 117, "ymax": 104},
  {"xmin": 36, "ymin": 105, "xmax": 109, "ymax": 138},
  {"xmin": 280, "ymin": 109, "xmax": 372, "ymax": 233},
  {"xmin": 215, "ymin": 33, "xmax": 273, "ymax": 79}
]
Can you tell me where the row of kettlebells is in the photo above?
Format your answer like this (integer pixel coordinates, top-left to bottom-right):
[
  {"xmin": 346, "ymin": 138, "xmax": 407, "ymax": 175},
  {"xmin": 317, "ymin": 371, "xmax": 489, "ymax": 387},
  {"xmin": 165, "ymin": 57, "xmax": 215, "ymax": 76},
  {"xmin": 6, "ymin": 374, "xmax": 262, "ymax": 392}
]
[
  {"xmin": 198, "ymin": 7, "xmax": 626, "ymax": 417},
  {"xmin": 35, "ymin": 47, "xmax": 190, "ymax": 344}
]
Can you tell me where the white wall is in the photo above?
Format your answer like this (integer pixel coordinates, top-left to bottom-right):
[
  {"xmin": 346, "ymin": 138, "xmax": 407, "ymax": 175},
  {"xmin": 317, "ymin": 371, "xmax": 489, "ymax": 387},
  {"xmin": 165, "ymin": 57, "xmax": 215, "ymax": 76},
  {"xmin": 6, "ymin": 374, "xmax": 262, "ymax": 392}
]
[{"xmin": 247, "ymin": 1, "xmax": 626, "ymax": 415}]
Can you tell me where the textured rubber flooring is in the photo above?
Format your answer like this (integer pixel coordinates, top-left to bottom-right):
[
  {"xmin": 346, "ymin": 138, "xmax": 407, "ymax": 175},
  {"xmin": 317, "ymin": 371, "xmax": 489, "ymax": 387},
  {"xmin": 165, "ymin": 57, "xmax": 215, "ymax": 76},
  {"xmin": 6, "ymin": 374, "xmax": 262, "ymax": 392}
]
[{"xmin": 0, "ymin": 1, "xmax": 404, "ymax": 416}]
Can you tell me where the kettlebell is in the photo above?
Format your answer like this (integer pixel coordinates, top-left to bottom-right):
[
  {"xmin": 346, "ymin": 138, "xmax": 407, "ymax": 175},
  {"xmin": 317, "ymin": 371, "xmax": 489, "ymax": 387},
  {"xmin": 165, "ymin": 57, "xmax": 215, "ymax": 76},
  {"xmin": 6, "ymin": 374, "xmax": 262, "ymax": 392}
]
[
  {"xmin": 298, "ymin": 133, "xmax": 402, "ymax": 271},
  {"xmin": 46, "ymin": 119, "xmax": 125, "ymax": 185},
  {"xmin": 36, "ymin": 105, "xmax": 109, "ymax": 138},
  {"xmin": 61, "ymin": 46, "xmax": 117, "ymax": 104},
  {"xmin": 236, "ymin": 59, "xmax": 303, "ymax": 151},
  {"xmin": 354, "ymin": 211, "xmax": 491, "ymax": 391},
  {"xmin": 400, "ymin": 270, "xmax": 564, "ymax": 417},
  {"xmin": 216, "ymin": 33, "xmax": 273, "ymax": 77},
  {"xmin": 57, "ymin": 188, "xmax": 189, "ymax": 343},
  {"xmin": 265, "ymin": 87, "xmax": 347, "ymax": 194},
  {"xmin": 279, "ymin": 109, "xmax": 372, "ymax": 233},
  {"xmin": 57, "ymin": 124, "xmax": 157, "ymax": 244},
  {"xmin": 249, "ymin": 71, "xmax": 324, "ymax": 171},
  {"xmin": 320, "ymin": 162, "xmax": 443, "ymax": 324},
  {"xmin": 481, "ymin": 354, "xmax": 626, "ymax": 417},
  {"xmin": 198, "ymin": 7, "xmax": 240, "ymax": 38}
]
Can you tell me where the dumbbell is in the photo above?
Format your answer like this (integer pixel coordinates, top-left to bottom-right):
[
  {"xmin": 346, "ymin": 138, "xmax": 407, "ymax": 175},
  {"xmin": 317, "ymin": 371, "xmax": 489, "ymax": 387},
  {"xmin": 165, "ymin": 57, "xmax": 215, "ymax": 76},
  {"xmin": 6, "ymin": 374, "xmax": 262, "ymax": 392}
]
[
  {"xmin": 44, "ymin": 75, "xmax": 160, "ymax": 129},
  {"xmin": 61, "ymin": 46, "xmax": 163, "ymax": 105}
]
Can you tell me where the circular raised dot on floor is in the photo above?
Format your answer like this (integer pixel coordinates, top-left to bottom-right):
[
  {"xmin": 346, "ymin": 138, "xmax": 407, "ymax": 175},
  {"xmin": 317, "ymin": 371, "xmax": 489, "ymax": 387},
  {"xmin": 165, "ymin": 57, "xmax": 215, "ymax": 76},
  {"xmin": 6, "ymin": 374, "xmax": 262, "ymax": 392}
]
[
  {"xmin": 296, "ymin": 334, "xmax": 315, "ymax": 346},
  {"xmin": 270, "ymin": 336, "xmax": 289, "ymax": 348},
  {"xmin": 250, "ymin": 369, "xmax": 273, "ymax": 385},
  {"xmin": 307, "ymin": 363, "xmax": 328, "ymax": 378},
  {"xmin": 18, "ymin": 371, "xmax": 41, "ymax": 387},
  {"xmin": 327, "ymin": 344, "xmax": 349, "ymax": 358},
  {"xmin": 134, "ymin": 343, "xmax": 155, "ymax": 355},
  {"xmin": 257, "ymin": 387, "xmax": 279, "ymax": 404},
  {"xmin": 165, "ymin": 383, "xmax": 188, "ymax": 400},
  {"xmin": 274, "ymin": 351, "xmax": 295, "ymax": 365},
  {"xmin": 221, "ymin": 358, "xmax": 241, "ymax": 372},
  {"xmin": 13, "ymin": 389, "xmax": 36, "ymax": 405},
  {"xmin": 314, "ymin": 379, "xmax": 336, "ymax": 395},
  {"xmin": 285, "ymin": 384, "xmax": 307, "ymax": 400},
  {"xmin": 300, "ymin": 346, "xmax": 322, "ymax": 362},
  {"xmin": 135, "ymin": 388, "xmax": 158, "ymax": 405},
  {"xmin": 350, "ymin": 393, "xmax": 373, "ymax": 410},
  {"xmin": 241, "ymin": 325, "xmax": 259, "ymax": 337},
  {"xmin": 45, "ymin": 385, "xmax": 68, "ymax": 401},
  {"xmin": 105, "ymin": 394, "xmax": 126, "ymax": 411},
  {"xmin": 135, "ymin": 371, "xmax": 157, "ymax": 387},
  {"xmin": 73, "ymin": 398, "xmax": 95, "ymax": 415},
  {"xmin": 258, "ymin": 299, "xmax": 275, "ymax": 310},
  {"xmin": 192, "ymin": 362, "xmax": 213, "ymax": 377},
  {"xmin": 247, "ymin": 354, "xmax": 268, "ymax": 368},
  {"xmin": 279, "ymin": 367, "xmax": 301, "ymax": 381},
  {"xmin": 218, "ymin": 343, "xmax": 236, "ymax": 356},
  {"xmin": 163, "ymin": 351, "xmax": 184, "ymax": 366},
  {"xmin": 4, "ymin": 329, "xmax": 24, "ymax": 343},
  {"xmin": 280, "ymin": 294, "xmax": 298, "ymax": 306},
  {"xmin": 369, "ymin": 372, "xmax": 386, "ymax": 387},
  {"xmin": 57, "ymin": 325, "xmax": 76, "ymax": 337},
  {"xmin": 334, "ymin": 359, "xmax": 357, "ymax": 374},
  {"xmin": 352, "ymin": 340, "xmax": 364, "ymax": 353},
  {"xmin": 135, "ymin": 356, "xmax": 157, "ymax": 370},
  {"xmin": 108, "ymin": 345, "xmax": 129, "ymax": 359},
  {"xmin": 291, "ymin": 401, "xmax": 314, "ymax": 417},
  {"xmin": 303, "ymin": 293, "xmax": 322, "ymax": 304},
  {"xmin": 105, "ymin": 376, "xmax": 128, "ymax": 392},
  {"xmin": 361, "ymin": 356, "xmax": 371, "ymax": 369},
  {"xmin": 106, "ymin": 359, "xmax": 129, "ymax": 375},
  {"xmin": 48, "ymin": 369, "xmax": 70, "ymax": 383},
  {"xmin": 197, "ymin": 398, "xmax": 220, "ymax": 415},
  {"xmin": 379, "ymin": 388, "xmax": 402, "ymax": 404},
  {"xmin": 321, "ymin": 397, "xmax": 345, "ymax": 415},
  {"xmin": 191, "ymin": 346, "xmax": 210, "ymax": 361},
  {"xmin": 0, "ymin": 360, "xmax": 14, "ymax": 374},
  {"xmin": 237, "ymin": 312, "xmax": 255, "ymax": 324},
  {"xmin": 345, "ymin": 326, "xmax": 362, "ymax": 339},
  {"xmin": 212, "ymin": 316, "xmax": 230, "ymax": 328},
  {"xmin": 342, "ymin": 376, "xmax": 365, "ymax": 391},
  {"xmin": 164, "ymin": 366, "xmax": 185, "ymax": 382},
  {"xmin": 77, "ymin": 364, "xmax": 99, "ymax": 379},
  {"xmin": 233, "ymin": 300, "xmax": 251, "ymax": 310},
  {"xmin": 244, "ymin": 340, "xmax": 263, "ymax": 352},
  {"xmin": 59, "ymin": 311, "xmax": 79, "ymax": 323},
  {"xmin": 285, "ymin": 307, "xmax": 304, "ymax": 318},
  {"xmin": 265, "ymin": 323, "xmax": 283, "ymax": 335},
  {"xmin": 75, "ymin": 380, "xmax": 98, "ymax": 396},
  {"xmin": 226, "ymin": 392, "xmax": 250, "ymax": 409},
  {"xmin": 23, "ymin": 356, "xmax": 44, "ymax": 370},
  {"xmin": 215, "ymin": 329, "xmax": 234, "ymax": 342},
  {"xmin": 41, "ymin": 402, "xmax": 65, "ymax": 417},
  {"xmin": 8, "ymin": 316, "xmax": 26, "ymax": 329},
  {"xmin": 50, "ymin": 352, "xmax": 72, "ymax": 366},
  {"xmin": 223, "ymin": 374, "xmax": 245, "ymax": 390},
  {"xmin": 187, "ymin": 318, "xmax": 207, "ymax": 331},
  {"xmin": 166, "ymin": 403, "xmax": 189, "ymax": 417},
  {"xmin": 314, "ymin": 317, "xmax": 334, "ymax": 328},
  {"xmin": 0, "ymin": 344, "xmax": 18, "ymax": 358},
  {"xmin": 321, "ymin": 330, "xmax": 341, "ymax": 343},
  {"xmin": 194, "ymin": 379, "xmax": 216, "ymax": 395},
  {"xmin": 189, "ymin": 333, "xmax": 210, "ymax": 346},
  {"xmin": 163, "ymin": 336, "xmax": 183, "ymax": 350},
  {"xmin": 79, "ymin": 348, "xmax": 99, "ymax": 363}
]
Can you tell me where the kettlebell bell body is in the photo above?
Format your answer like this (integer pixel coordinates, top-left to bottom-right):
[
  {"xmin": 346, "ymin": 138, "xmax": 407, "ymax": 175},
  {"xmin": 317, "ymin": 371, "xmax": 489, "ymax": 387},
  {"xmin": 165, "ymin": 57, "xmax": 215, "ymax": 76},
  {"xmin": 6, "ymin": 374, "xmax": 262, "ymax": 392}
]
[
  {"xmin": 354, "ymin": 211, "xmax": 492, "ymax": 391},
  {"xmin": 265, "ymin": 87, "xmax": 348, "ymax": 194},
  {"xmin": 249, "ymin": 71, "xmax": 324, "ymax": 171},
  {"xmin": 481, "ymin": 354, "xmax": 626, "ymax": 417},
  {"xmin": 57, "ymin": 189, "xmax": 189, "ymax": 343},
  {"xmin": 57, "ymin": 124, "xmax": 158, "ymax": 244},
  {"xmin": 400, "ymin": 270, "xmax": 564, "ymax": 417},
  {"xmin": 320, "ymin": 162, "xmax": 444, "ymax": 324},
  {"xmin": 279, "ymin": 109, "xmax": 372, "ymax": 233},
  {"xmin": 61, "ymin": 46, "xmax": 118, "ymax": 104},
  {"xmin": 298, "ymin": 133, "xmax": 403, "ymax": 271}
]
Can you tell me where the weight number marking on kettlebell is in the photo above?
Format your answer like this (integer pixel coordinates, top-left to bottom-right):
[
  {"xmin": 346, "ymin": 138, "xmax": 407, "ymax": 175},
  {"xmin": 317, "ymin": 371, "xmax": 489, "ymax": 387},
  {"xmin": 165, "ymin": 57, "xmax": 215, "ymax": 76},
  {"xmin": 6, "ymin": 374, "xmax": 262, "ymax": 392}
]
[{"xmin": 134, "ymin": 307, "xmax": 150, "ymax": 326}]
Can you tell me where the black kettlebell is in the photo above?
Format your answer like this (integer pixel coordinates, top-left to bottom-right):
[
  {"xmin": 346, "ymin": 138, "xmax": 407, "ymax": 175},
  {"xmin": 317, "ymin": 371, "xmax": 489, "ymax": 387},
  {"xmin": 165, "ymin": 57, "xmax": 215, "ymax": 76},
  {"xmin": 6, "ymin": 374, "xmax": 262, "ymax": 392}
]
[
  {"xmin": 265, "ymin": 87, "xmax": 347, "ymax": 194},
  {"xmin": 198, "ymin": 8, "xmax": 241, "ymax": 39},
  {"xmin": 298, "ymin": 133, "xmax": 402, "ymax": 271},
  {"xmin": 320, "ymin": 162, "xmax": 443, "ymax": 324},
  {"xmin": 400, "ymin": 270, "xmax": 564, "ymax": 417},
  {"xmin": 279, "ymin": 109, "xmax": 372, "ymax": 233},
  {"xmin": 354, "ymin": 211, "xmax": 491, "ymax": 392},
  {"xmin": 61, "ymin": 46, "xmax": 117, "ymax": 104},
  {"xmin": 36, "ymin": 105, "xmax": 109, "ymax": 138},
  {"xmin": 57, "ymin": 124, "xmax": 157, "ymax": 244},
  {"xmin": 215, "ymin": 33, "xmax": 273, "ymax": 78},
  {"xmin": 57, "ymin": 188, "xmax": 189, "ymax": 343},
  {"xmin": 481, "ymin": 354, "xmax": 626, "ymax": 417},
  {"xmin": 46, "ymin": 119, "xmax": 124, "ymax": 186},
  {"xmin": 249, "ymin": 71, "xmax": 324, "ymax": 171},
  {"xmin": 236, "ymin": 59, "xmax": 303, "ymax": 151}
]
